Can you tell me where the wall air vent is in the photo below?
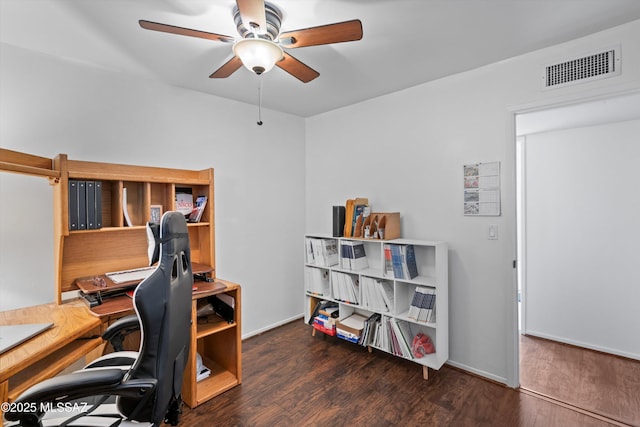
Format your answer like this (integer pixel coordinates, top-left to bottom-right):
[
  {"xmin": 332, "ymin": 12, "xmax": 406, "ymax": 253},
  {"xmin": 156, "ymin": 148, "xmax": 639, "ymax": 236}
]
[{"xmin": 543, "ymin": 46, "xmax": 620, "ymax": 89}]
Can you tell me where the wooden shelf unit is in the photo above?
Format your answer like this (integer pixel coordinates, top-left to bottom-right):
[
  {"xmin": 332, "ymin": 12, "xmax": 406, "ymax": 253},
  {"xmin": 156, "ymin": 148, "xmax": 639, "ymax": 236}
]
[
  {"xmin": 0, "ymin": 150, "xmax": 241, "ymax": 408},
  {"xmin": 186, "ymin": 280, "xmax": 242, "ymax": 408},
  {"xmin": 52, "ymin": 154, "xmax": 216, "ymax": 301}
]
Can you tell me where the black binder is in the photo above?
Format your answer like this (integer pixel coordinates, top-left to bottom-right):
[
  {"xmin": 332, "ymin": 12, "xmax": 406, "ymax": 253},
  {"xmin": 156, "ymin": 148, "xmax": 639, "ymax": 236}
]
[
  {"xmin": 77, "ymin": 181, "xmax": 87, "ymax": 230},
  {"xmin": 86, "ymin": 181, "xmax": 96, "ymax": 229},
  {"xmin": 333, "ymin": 206, "xmax": 345, "ymax": 237},
  {"xmin": 95, "ymin": 181, "xmax": 103, "ymax": 229},
  {"xmin": 68, "ymin": 180, "xmax": 78, "ymax": 230}
]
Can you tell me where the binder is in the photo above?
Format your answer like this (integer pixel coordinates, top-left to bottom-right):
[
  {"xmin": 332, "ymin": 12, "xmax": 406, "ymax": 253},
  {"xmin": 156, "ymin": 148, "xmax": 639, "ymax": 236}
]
[
  {"xmin": 68, "ymin": 180, "xmax": 78, "ymax": 230},
  {"xmin": 95, "ymin": 181, "xmax": 102, "ymax": 229},
  {"xmin": 77, "ymin": 181, "xmax": 87, "ymax": 230},
  {"xmin": 86, "ymin": 181, "xmax": 96, "ymax": 229},
  {"xmin": 332, "ymin": 206, "xmax": 345, "ymax": 237}
]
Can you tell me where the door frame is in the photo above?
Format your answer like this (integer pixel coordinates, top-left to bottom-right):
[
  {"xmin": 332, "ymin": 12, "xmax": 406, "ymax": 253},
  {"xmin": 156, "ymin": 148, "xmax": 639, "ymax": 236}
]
[{"xmin": 505, "ymin": 87, "xmax": 640, "ymax": 388}]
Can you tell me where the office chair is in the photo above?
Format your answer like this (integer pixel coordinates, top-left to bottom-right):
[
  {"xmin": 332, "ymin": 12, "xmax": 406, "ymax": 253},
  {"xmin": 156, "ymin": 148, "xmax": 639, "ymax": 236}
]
[{"xmin": 5, "ymin": 211, "xmax": 193, "ymax": 427}]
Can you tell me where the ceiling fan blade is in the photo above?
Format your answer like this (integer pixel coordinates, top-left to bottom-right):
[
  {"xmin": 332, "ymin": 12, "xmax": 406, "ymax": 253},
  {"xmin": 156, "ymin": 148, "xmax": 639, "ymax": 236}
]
[
  {"xmin": 279, "ymin": 19, "xmax": 363, "ymax": 48},
  {"xmin": 209, "ymin": 56, "xmax": 244, "ymax": 78},
  {"xmin": 236, "ymin": 0, "xmax": 267, "ymax": 34},
  {"xmin": 139, "ymin": 20, "xmax": 234, "ymax": 43},
  {"xmin": 276, "ymin": 52, "xmax": 319, "ymax": 83}
]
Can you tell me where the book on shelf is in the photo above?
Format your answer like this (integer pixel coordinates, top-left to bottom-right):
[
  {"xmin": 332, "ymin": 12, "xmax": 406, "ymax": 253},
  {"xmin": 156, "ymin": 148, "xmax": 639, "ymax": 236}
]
[
  {"xmin": 389, "ymin": 244, "xmax": 419, "ymax": 280},
  {"xmin": 305, "ymin": 238, "xmax": 315, "ymax": 264},
  {"xmin": 308, "ymin": 238, "xmax": 339, "ymax": 267},
  {"xmin": 122, "ymin": 187, "xmax": 133, "ymax": 227},
  {"xmin": 403, "ymin": 245, "xmax": 419, "ymax": 279},
  {"xmin": 188, "ymin": 195, "xmax": 208, "ymax": 223},
  {"xmin": 375, "ymin": 316, "xmax": 390, "ymax": 350},
  {"xmin": 175, "ymin": 191, "xmax": 193, "ymax": 216},
  {"xmin": 408, "ymin": 286, "xmax": 436, "ymax": 323},
  {"xmin": 340, "ymin": 240, "xmax": 368, "ymax": 270},
  {"xmin": 360, "ymin": 277, "xmax": 393, "ymax": 312},
  {"xmin": 330, "ymin": 271, "xmax": 359, "ymax": 304},
  {"xmin": 383, "ymin": 244, "xmax": 393, "ymax": 276},
  {"xmin": 389, "ymin": 318, "xmax": 414, "ymax": 359},
  {"xmin": 305, "ymin": 267, "xmax": 330, "ymax": 296},
  {"xmin": 313, "ymin": 313, "xmax": 336, "ymax": 329},
  {"xmin": 308, "ymin": 300, "xmax": 338, "ymax": 326},
  {"xmin": 319, "ymin": 305, "xmax": 339, "ymax": 318},
  {"xmin": 358, "ymin": 312, "xmax": 381, "ymax": 346}
]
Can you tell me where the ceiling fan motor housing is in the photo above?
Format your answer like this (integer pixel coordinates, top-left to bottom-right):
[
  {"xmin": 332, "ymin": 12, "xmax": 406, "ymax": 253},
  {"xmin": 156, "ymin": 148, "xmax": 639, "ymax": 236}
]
[{"xmin": 233, "ymin": 2, "xmax": 282, "ymax": 40}]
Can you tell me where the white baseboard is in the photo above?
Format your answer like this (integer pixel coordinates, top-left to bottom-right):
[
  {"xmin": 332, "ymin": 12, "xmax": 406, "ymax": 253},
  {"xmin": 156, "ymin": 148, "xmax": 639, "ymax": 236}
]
[
  {"xmin": 444, "ymin": 360, "xmax": 508, "ymax": 386},
  {"xmin": 523, "ymin": 330, "xmax": 640, "ymax": 361},
  {"xmin": 242, "ymin": 314, "xmax": 304, "ymax": 340}
]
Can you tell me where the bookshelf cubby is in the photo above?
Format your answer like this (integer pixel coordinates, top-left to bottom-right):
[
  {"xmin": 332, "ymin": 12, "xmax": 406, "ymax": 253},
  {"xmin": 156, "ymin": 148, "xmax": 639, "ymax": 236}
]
[{"xmin": 304, "ymin": 234, "xmax": 448, "ymax": 379}]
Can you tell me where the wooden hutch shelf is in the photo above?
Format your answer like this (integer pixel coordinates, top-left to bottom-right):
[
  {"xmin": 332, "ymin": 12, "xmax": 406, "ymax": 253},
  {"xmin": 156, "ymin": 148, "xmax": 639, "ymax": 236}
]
[{"xmin": 0, "ymin": 149, "xmax": 241, "ymax": 409}]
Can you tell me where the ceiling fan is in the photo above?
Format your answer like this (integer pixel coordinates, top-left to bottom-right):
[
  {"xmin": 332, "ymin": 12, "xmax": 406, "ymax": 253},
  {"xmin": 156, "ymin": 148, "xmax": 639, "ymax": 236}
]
[{"xmin": 139, "ymin": 0, "xmax": 363, "ymax": 83}]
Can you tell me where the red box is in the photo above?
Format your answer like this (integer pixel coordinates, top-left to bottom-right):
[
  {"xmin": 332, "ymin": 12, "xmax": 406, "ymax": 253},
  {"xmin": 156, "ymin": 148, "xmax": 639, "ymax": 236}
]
[{"xmin": 313, "ymin": 321, "xmax": 336, "ymax": 336}]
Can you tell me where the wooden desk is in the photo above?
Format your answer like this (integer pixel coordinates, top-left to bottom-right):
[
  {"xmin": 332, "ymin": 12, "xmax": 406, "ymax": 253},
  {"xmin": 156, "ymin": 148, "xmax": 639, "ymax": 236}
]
[{"xmin": 0, "ymin": 302, "xmax": 102, "ymax": 424}]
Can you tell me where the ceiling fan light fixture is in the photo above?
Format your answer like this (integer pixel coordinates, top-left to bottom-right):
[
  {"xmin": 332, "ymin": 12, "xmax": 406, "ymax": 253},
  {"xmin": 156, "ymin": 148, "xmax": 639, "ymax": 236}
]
[{"xmin": 233, "ymin": 38, "xmax": 283, "ymax": 75}]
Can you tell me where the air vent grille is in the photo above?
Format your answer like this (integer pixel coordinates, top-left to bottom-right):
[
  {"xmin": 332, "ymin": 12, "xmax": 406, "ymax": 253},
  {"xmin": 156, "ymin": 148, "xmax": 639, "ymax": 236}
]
[{"xmin": 544, "ymin": 47, "xmax": 620, "ymax": 88}]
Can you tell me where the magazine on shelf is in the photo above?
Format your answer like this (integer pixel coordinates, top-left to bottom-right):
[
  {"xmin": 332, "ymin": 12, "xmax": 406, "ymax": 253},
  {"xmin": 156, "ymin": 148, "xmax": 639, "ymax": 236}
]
[{"xmin": 188, "ymin": 195, "xmax": 208, "ymax": 223}]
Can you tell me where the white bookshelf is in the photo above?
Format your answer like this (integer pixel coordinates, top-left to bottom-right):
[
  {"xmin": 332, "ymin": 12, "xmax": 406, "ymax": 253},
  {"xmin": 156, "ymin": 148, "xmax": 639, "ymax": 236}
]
[{"xmin": 304, "ymin": 234, "xmax": 448, "ymax": 378}]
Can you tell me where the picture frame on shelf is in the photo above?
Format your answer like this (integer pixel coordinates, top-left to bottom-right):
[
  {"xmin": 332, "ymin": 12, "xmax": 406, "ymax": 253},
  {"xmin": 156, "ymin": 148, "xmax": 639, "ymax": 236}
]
[{"xmin": 150, "ymin": 205, "xmax": 163, "ymax": 224}]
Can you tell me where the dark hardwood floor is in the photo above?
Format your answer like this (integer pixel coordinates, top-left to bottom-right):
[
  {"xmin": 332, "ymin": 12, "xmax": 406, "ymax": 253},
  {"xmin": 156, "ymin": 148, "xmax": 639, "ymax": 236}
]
[
  {"xmin": 181, "ymin": 320, "xmax": 629, "ymax": 427},
  {"xmin": 520, "ymin": 334, "xmax": 640, "ymax": 427}
]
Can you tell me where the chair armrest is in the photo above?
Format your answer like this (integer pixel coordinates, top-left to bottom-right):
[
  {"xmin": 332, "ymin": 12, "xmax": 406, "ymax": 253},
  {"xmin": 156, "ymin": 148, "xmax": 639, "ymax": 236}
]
[
  {"xmin": 4, "ymin": 369, "xmax": 125, "ymax": 423},
  {"xmin": 103, "ymin": 314, "xmax": 140, "ymax": 351},
  {"xmin": 4, "ymin": 369, "xmax": 158, "ymax": 425}
]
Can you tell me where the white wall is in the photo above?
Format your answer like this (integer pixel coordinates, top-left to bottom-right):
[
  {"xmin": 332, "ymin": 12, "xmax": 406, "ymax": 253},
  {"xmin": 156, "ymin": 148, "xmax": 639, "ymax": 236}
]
[
  {"xmin": 0, "ymin": 43, "xmax": 306, "ymax": 336},
  {"xmin": 305, "ymin": 20, "xmax": 640, "ymax": 385},
  {"xmin": 522, "ymin": 119, "xmax": 640, "ymax": 359},
  {"xmin": 0, "ymin": 172, "xmax": 54, "ymax": 309}
]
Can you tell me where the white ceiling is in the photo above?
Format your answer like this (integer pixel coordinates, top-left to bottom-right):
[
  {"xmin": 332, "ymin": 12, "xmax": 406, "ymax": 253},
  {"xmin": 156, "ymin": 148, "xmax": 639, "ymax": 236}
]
[{"xmin": 2, "ymin": 0, "xmax": 640, "ymax": 117}]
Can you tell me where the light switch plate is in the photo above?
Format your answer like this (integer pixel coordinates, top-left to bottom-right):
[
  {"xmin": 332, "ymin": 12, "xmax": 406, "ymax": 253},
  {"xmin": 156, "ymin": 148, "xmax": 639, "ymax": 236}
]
[{"xmin": 488, "ymin": 224, "xmax": 498, "ymax": 240}]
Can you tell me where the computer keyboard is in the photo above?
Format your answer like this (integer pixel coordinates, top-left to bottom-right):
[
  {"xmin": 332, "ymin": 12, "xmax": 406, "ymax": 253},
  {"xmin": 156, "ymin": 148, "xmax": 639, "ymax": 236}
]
[{"xmin": 105, "ymin": 266, "xmax": 156, "ymax": 284}]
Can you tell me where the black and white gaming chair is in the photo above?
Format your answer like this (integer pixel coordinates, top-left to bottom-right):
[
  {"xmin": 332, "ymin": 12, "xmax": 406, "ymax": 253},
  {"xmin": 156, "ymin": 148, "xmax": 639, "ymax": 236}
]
[{"xmin": 5, "ymin": 211, "xmax": 193, "ymax": 427}]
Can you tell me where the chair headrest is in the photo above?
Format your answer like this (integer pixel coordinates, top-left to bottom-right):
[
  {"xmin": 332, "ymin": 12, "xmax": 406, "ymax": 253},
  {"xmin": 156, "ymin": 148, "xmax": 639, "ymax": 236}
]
[{"xmin": 146, "ymin": 212, "xmax": 189, "ymax": 265}]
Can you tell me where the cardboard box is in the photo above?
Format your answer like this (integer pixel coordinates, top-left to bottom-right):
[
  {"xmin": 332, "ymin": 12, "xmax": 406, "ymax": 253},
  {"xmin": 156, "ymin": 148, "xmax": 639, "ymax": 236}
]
[{"xmin": 336, "ymin": 313, "xmax": 368, "ymax": 338}]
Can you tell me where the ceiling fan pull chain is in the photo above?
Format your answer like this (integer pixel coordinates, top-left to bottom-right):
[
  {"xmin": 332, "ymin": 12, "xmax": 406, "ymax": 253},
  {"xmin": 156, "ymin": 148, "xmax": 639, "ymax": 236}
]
[{"xmin": 257, "ymin": 75, "xmax": 264, "ymax": 126}]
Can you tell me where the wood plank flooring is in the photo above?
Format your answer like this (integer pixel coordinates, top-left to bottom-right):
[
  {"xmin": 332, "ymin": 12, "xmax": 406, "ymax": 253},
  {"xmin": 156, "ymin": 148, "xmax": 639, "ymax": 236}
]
[
  {"xmin": 520, "ymin": 334, "xmax": 640, "ymax": 427},
  {"xmin": 181, "ymin": 320, "xmax": 628, "ymax": 427}
]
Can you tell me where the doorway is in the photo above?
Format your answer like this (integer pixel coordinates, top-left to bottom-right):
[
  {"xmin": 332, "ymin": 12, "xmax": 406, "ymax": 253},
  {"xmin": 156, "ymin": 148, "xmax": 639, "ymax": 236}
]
[{"xmin": 515, "ymin": 92, "xmax": 640, "ymax": 425}]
